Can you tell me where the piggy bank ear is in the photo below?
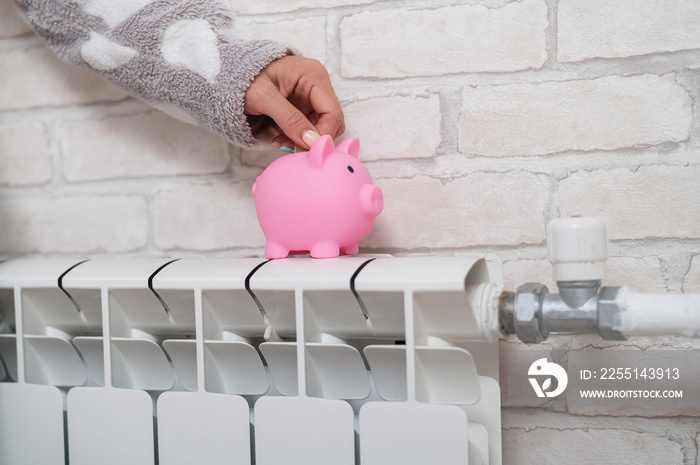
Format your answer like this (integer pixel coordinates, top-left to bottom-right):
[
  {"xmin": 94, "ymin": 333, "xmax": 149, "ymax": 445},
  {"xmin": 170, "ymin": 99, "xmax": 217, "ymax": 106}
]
[
  {"xmin": 336, "ymin": 137, "xmax": 360, "ymax": 159},
  {"xmin": 307, "ymin": 134, "xmax": 336, "ymax": 168}
]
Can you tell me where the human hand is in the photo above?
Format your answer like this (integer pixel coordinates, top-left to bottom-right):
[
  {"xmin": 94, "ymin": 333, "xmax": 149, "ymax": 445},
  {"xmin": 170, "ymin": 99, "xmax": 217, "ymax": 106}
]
[{"xmin": 244, "ymin": 56, "xmax": 345, "ymax": 149}]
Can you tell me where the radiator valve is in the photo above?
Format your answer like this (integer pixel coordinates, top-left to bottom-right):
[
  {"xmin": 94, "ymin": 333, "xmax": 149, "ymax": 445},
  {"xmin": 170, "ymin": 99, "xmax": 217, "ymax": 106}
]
[{"xmin": 504, "ymin": 217, "xmax": 627, "ymax": 343}]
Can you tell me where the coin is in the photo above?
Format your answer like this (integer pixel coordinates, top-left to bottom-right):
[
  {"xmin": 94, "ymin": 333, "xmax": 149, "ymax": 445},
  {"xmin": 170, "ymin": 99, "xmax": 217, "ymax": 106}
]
[{"xmin": 294, "ymin": 144, "xmax": 306, "ymax": 153}]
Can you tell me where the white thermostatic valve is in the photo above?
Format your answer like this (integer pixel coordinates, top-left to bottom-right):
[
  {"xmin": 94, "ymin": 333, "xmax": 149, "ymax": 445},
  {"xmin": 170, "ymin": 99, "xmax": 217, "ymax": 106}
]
[{"xmin": 547, "ymin": 217, "xmax": 608, "ymax": 282}]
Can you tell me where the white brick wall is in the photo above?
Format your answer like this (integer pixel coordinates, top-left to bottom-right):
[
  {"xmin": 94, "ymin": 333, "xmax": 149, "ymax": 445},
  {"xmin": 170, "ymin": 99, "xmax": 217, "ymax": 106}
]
[
  {"xmin": 605, "ymin": 256, "xmax": 667, "ymax": 293},
  {"xmin": 366, "ymin": 172, "xmax": 545, "ymax": 250},
  {"xmin": 459, "ymin": 74, "xmax": 692, "ymax": 157},
  {"xmin": 0, "ymin": 46, "xmax": 126, "ymax": 111},
  {"xmin": 344, "ymin": 95, "xmax": 442, "ymax": 160},
  {"xmin": 502, "ymin": 259, "xmax": 554, "ymax": 292},
  {"xmin": 0, "ymin": 123, "xmax": 52, "ymax": 186},
  {"xmin": 684, "ymin": 255, "xmax": 700, "ymax": 292},
  {"xmin": 503, "ymin": 428, "xmax": 684, "ymax": 464},
  {"xmin": 2, "ymin": 0, "xmax": 700, "ymax": 462},
  {"xmin": 153, "ymin": 182, "xmax": 264, "ymax": 251},
  {"xmin": 229, "ymin": 0, "xmax": 372, "ymax": 16},
  {"xmin": 234, "ymin": 16, "xmax": 327, "ymax": 64},
  {"xmin": 239, "ymin": 146, "xmax": 282, "ymax": 169},
  {"xmin": 0, "ymin": 195, "xmax": 148, "ymax": 254},
  {"xmin": 62, "ymin": 112, "xmax": 230, "ymax": 182},
  {"xmin": 558, "ymin": 0, "xmax": 700, "ymax": 62},
  {"xmin": 502, "ymin": 256, "xmax": 667, "ymax": 295},
  {"xmin": 559, "ymin": 166, "xmax": 700, "ymax": 240},
  {"xmin": 340, "ymin": 1, "xmax": 548, "ymax": 78}
]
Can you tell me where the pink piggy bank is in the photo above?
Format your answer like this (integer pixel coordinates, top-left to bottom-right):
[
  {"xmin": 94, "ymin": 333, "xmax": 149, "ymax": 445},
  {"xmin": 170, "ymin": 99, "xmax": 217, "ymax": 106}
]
[{"xmin": 252, "ymin": 135, "xmax": 383, "ymax": 259}]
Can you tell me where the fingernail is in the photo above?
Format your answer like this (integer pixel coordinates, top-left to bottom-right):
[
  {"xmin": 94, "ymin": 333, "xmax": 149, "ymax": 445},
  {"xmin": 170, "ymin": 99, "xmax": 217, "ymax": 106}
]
[
  {"xmin": 278, "ymin": 146, "xmax": 294, "ymax": 153},
  {"xmin": 301, "ymin": 130, "xmax": 320, "ymax": 148}
]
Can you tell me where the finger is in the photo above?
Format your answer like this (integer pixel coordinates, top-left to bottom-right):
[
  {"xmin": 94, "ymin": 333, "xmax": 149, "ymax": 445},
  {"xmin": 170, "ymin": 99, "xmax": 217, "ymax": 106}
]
[
  {"xmin": 308, "ymin": 83, "xmax": 344, "ymax": 139},
  {"xmin": 315, "ymin": 112, "xmax": 344, "ymax": 140},
  {"xmin": 335, "ymin": 121, "xmax": 346, "ymax": 139},
  {"xmin": 273, "ymin": 133, "xmax": 295, "ymax": 149},
  {"xmin": 258, "ymin": 88, "xmax": 320, "ymax": 149}
]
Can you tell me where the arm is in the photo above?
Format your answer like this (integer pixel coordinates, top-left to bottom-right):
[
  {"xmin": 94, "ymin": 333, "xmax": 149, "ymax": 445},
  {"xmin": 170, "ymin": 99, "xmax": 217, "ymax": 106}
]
[{"xmin": 14, "ymin": 0, "xmax": 342, "ymax": 148}]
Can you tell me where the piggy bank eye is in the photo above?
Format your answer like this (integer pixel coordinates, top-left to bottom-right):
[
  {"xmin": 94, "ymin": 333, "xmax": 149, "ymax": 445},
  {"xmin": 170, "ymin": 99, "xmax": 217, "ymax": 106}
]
[{"xmin": 347, "ymin": 166, "xmax": 354, "ymax": 173}]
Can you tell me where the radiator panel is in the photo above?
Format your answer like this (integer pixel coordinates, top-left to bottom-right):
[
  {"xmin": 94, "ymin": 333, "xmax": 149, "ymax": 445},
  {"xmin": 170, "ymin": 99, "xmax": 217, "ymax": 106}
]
[
  {"xmin": 157, "ymin": 391, "xmax": 251, "ymax": 465},
  {"xmin": 0, "ymin": 383, "xmax": 65, "ymax": 465},
  {"xmin": 0, "ymin": 256, "xmax": 503, "ymax": 465},
  {"xmin": 67, "ymin": 387, "xmax": 154, "ymax": 465}
]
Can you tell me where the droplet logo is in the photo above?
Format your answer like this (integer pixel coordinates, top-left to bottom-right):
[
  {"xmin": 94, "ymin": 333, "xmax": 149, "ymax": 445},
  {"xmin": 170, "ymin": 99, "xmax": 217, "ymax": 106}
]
[{"xmin": 528, "ymin": 358, "xmax": 568, "ymax": 398}]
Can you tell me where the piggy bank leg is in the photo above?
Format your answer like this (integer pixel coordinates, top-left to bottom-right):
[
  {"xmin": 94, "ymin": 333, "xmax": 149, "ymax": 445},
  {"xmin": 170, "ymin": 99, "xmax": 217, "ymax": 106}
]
[
  {"xmin": 310, "ymin": 241, "xmax": 341, "ymax": 259},
  {"xmin": 341, "ymin": 244, "xmax": 359, "ymax": 255},
  {"xmin": 265, "ymin": 242, "xmax": 290, "ymax": 259}
]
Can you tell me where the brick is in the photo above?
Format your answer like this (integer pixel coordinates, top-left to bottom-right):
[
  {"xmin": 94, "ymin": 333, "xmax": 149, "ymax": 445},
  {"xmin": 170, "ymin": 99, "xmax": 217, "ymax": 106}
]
[
  {"xmin": 240, "ymin": 147, "xmax": 282, "ymax": 168},
  {"xmin": 234, "ymin": 16, "xmax": 326, "ymax": 64},
  {"xmin": 459, "ymin": 74, "xmax": 692, "ymax": 157},
  {"xmin": 0, "ymin": 195, "xmax": 148, "ymax": 253},
  {"xmin": 0, "ymin": 47, "xmax": 126, "ymax": 111},
  {"xmin": 566, "ymin": 349, "xmax": 700, "ymax": 417},
  {"xmin": 503, "ymin": 259, "xmax": 554, "ymax": 292},
  {"xmin": 0, "ymin": 123, "xmax": 52, "ymax": 186},
  {"xmin": 683, "ymin": 255, "xmax": 700, "ymax": 293},
  {"xmin": 230, "ymin": 0, "xmax": 372, "ymax": 15},
  {"xmin": 153, "ymin": 182, "xmax": 264, "ymax": 251},
  {"xmin": 501, "ymin": 342, "xmax": 568, "ymax": 412},
  {"xmin": 62, "ymin": 112, "xmax": 229, "ymax": 182},
  {"xmin": 559, "ymin": 0, "xmax": 700, "ymax": 62},
  {"xmin": 503, "ymin": 256, "xmax": 666, "ymax": 296},
  {"xmin": 606, "ymin": 256, "xmax": 666, "ymax": 293},
  {"xmin": 559, "ymin": 165, "xmax": 700, "ymax": 241},
  {"xmin": 343, "ymin": 94, "xmax": 441, "ymax": 161},
  {"xmin": 0, "ymin": 0, "xmax": 32, "ymax": 37},
  {"xmin": 363, "ymin": 172, "xmax": 545, "ymax": 250},
  {"xmin": 340, "ymin": 1, "xmax": 547, "ymax": 78},
  {"xmin": 503, "ymin": 428, "xmax": 683, "ymax": 464},
  {"xmin": 532, "ymin": 333, "xmax": 665, "ymax": 351}
]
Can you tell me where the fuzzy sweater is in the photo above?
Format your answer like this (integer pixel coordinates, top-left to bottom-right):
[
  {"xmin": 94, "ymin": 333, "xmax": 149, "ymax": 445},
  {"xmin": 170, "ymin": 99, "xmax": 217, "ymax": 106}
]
[{"xmin": 13, "ymin": 0, "xmax": 294, "ymax": 147}]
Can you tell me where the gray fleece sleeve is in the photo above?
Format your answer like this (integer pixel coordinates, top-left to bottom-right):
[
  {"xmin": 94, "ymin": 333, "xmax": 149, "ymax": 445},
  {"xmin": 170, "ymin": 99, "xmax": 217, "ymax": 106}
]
[{"xmin": 13, "ymin": 0, "xmax": 294, "ymax": 147}]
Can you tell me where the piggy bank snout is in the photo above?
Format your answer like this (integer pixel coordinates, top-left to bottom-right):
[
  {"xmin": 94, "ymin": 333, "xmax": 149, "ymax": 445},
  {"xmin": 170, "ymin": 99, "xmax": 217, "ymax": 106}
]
[{"xmin": 360, "ymin": 184, "xmax": 383, "ymax": 217}]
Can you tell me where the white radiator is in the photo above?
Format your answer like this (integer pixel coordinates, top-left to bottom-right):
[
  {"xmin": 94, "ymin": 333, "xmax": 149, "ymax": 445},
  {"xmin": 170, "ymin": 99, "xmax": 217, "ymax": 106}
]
[{"xmin": 0, "ymin": 256, "xmax": 503, "ymax": 465}]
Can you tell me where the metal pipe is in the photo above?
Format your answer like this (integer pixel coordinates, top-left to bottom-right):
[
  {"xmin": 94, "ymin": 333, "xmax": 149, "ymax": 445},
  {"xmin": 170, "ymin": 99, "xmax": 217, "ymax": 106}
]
[
  {"xmin": 503, "ymin": 283, "xmax": 700, "ymax": 342},
  {"xmin": 498, "ymin": 290, "xmax": 516, "ymax": 335},
  {"xmin": 621, "ymin": 290, "xmax": 700, "ymax": 338},
  {"xmin": 541, "ymin": 291, "xmax": 597, "ymax": 334}
]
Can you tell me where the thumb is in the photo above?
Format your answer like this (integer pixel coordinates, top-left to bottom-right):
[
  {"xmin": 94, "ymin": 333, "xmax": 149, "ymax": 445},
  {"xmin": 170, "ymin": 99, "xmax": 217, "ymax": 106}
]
[{"xmin": 259, "ymin": 91, "xmax": 320, "ymax": 149}]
